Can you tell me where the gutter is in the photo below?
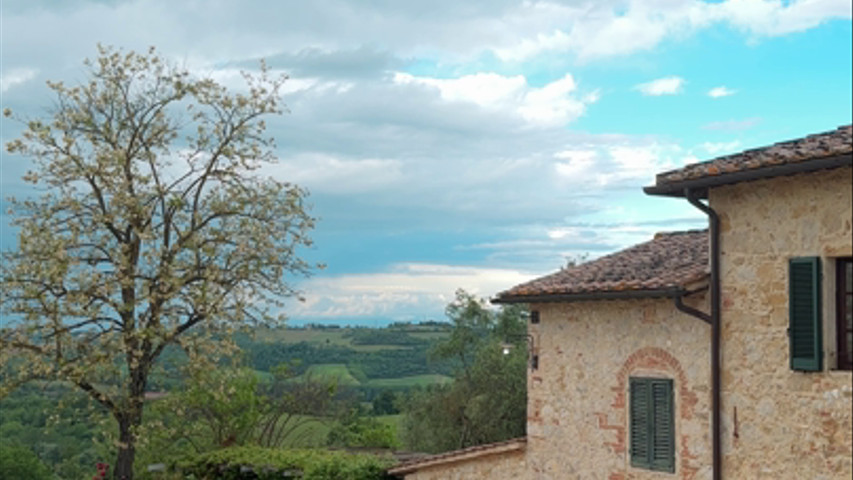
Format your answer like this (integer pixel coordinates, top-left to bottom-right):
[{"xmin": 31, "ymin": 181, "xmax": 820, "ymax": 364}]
[
  {"xmin": 643, "ymin": 153, "xmax": 852, "ymax": 198},
  {"xmin": 494, "ymin": 287, "xmax": 687, "ymax": 305},
  {"xmin": 682, "ymin": 187, "xmax": 722, "ymax": 480}
]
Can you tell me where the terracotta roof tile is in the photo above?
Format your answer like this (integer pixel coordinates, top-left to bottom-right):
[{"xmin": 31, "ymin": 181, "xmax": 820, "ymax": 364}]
[
  {"xmin": 387, "ymin": 437, "xmax": 527, "ymax": 475},
  {"xmin": 495, "ymin": 230, "xmax": 708, "ymax": 301},
  {"xmin": 654, "ymin": 124, "xmax": 852, "ymax": 186}
]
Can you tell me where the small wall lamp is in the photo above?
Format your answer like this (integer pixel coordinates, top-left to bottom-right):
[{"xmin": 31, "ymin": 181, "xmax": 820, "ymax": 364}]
[{"xmin": 501, "ymin": 333, "xmax": 538, "ymax": 370}]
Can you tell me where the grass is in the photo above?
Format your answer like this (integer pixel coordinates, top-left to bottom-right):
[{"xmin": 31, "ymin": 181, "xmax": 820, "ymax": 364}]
[
  {"xmin": 407, "ymin": 331, "xmax": 451, "ymax": 341},
  {"xmin": 364, "ymin": 374, "xmax": 451, "ymax": 388},
  {"xmin": 304, "ymin": 364, "xmax": 361, "ymax": 386},
  {"xmin": 347, "ymin": 344, "xmax": 409, "ymax": 352},
  {"xmin": 254, "ymin": 328, "xmax": 353, "ymax": 346},
  {"xmin": 249, "ymin": 327, "xmax": 450, "ymax": 351}
]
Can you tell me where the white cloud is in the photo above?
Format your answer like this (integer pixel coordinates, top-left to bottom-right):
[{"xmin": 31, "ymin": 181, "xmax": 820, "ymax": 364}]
[
  {"xmin": 0, "ymin": 0, "xmax": 849, "ymax": 82},
  {"xmin": 553, "ymin": 150, "xmax": 598, "ymax": 179},
  {"xmin": 291, "ymin": 263, "xmax": 538, "ymax": 319},
  {"xmin": 701, "ymin": 141, "xmax": 742, "ymax": 155},
  {"xmin": 518, "ymin": 74, "xmax": 590, "ymax": 126},
  {"xmin": 708, "ymin": 86, "xmax": 737, "ymax": 98},
  {"xmin": 551, "ymin": 142, "xmax": 687, "ymax": 188},
  {"xmin": 0, "ymin": 68, "xmax": 38, "ymax": 93},
  {"xmin": 720, "ymin": 0, "xmax": 852, "ymax": 36},
  {"xmin": 393, "ymin": 72, "xmax": 593, "ymax": 127},
  {"xmin": 635, "ymin": 76, "xmax": 686, "ymax": 96},
  {"xmin": 606, "ymin": 144, "xmax": 680, "ymax": 185},
  {"xmin": 393, "ymin": 72, "xmax": 525, "ymax": 108},
  {"xmin": 493, "ymin": 0, "xmax": 851, "ymax": 62},
  {"xmin": 270, "ymin": 153, "xmax": 404, "ymax": 194}
]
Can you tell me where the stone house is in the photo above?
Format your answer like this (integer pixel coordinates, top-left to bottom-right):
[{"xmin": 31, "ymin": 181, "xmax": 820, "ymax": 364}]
[{"xmin": 388, "ymin": 125, "xmax": 852, "ymax": 480}]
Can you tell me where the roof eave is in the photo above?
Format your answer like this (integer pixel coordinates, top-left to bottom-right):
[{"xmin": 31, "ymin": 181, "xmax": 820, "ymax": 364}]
[
  {"xmin": 643, "ymin": 153, "xmax": 852, "ymax": 198},
  {"xmin": 386, "ymin": 438, "xmax": 527, "ymax": 475},
  {"xmin": 492, "ymin": 287, "xmax": 686, "ymax": 305}
]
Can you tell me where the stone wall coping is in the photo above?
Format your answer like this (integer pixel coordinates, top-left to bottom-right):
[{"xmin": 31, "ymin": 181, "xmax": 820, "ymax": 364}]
[{"xmin": 386, "ymin": 437, "xmax": 527, "ymax": 475}]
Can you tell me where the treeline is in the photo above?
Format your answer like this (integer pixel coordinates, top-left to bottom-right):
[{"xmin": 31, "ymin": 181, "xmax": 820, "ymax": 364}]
[
  {"xmin": 244, "ymin": 341, "xmax": 454, "ymax": 379},
  {"xmin": 344, "ymin": 328, "xmax": 428, "ymax": 346}
]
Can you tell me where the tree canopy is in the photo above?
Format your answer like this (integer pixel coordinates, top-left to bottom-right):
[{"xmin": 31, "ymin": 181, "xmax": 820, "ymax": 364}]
[
  {"xmin": 1, "ymin": 46, "xmax": 315, "ymax": 479},
  {"xmin": 402, "ymin": 290, "xmax": 528, "ymax": 452}
]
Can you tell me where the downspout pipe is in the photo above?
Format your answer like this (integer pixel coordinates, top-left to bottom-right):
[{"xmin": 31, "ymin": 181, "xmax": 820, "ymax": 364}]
[
  {"xmin": 674, "ymin": 294, "xmax": 711, "ymax": 324},
  {"xmin": 684, "ymin": 187, "xmax": 722, "ymax": 480}
]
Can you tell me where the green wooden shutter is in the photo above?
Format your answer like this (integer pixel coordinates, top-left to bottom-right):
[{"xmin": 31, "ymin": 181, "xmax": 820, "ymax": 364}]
[
  {"xmin": 629, "ymin": 378, "xmax": 650, "ymax": 468},
  {"xmin": 789, "ymin": 257, "xmax": 822, "ymax": 371},
  {"xmin": 630, "ymin": 377, "xmax": 675, "ymax": 472},
  {"xmin": 650, "ymin": 379, "xmax": 675, "ymax": 473}
]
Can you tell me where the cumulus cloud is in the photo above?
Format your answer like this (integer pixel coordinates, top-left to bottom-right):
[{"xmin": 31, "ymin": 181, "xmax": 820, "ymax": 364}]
[
  {"xmin": 290, "ymin": 263, "xmax": 538, "ymax": 320},
  {"xmin": 392, "ymin": 72, "xmax": 594, "ymax": 127},
  {"xmin": 493, "ymin": 0, "xmax": 851, "ymax": 61},
  {"xmin": 552, "ymin": 142, "xmax": 686, "ymax": 187},
  {"xmin": 271, "ymin": 154, "xmax": 404, "ymax": 194},
  {"xmin": 1, "ymin": 0, "xmax": 849, "ymax": 78},
  {"xmin": 635, "ymin": 76, "xmax": 686, "ymax": 96},
  {"xmin": 708, "ymin": 86, "xmax": 737, "ymax": 98},
  {"xmin": 0, "ymin": 68, "xmax": 38, "ymax": 93},
  {"xmin": 719, "ymin": 0, "xmax": 852, "ymax": 36}
]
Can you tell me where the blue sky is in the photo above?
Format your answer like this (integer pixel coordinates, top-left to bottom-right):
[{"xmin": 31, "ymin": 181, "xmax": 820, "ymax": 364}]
[{"xmin": 1, "ymin": 0, "xmax": 851, "ymax": 325}]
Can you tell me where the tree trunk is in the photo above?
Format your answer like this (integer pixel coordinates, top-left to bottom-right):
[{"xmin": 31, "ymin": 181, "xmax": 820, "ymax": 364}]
[
  {"xmin": 114, "ymin": 415, "xmax": 137, "ymax": 480},
  {"xmin": 114, "ymin": 368, "xmax": 147, "ymax": 480}
]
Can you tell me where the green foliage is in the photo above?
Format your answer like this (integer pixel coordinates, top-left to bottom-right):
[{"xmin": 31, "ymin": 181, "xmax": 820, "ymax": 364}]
[
  {"xmin": 371, "ymin": 390, "xmax": 399, "ymax": 415},
  {"xmin": 0, "ymin": 443, "xmax": 54, "ymax": 480},
  {"xmin": 344, "ymin": 329, "xmax": 426, "ymax": 346},
  {"xmin": 0, "ymin": 383, "xmax": 109, "ymax": 479},
  {"xmin": 245, "ymin": 341, "xmax": 454, "ymax": 379},
  {"xmin": 326, "ymin": 408, "xmax": 399, "ymax": 449},
  {"xmin": 303, "ymin": 364, "xmax": 360, "ymax": 386},
  {"xmin": 140, "ymin": 367, "xmax": 263, "ymax": 464},
  {"xmin": 178, "ymin": 446, "xmax": 394, "ymax": 480},
  {"xmin": 401, "ymin": 290, "xmax": 528, "ymax": 453},
  {"xmin": 138, "ymin": 362, "xmax": 342, "ymax": 472}
]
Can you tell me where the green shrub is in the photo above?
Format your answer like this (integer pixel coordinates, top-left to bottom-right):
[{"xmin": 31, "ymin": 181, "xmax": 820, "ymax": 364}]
[
  {"xmin": 0, "ymin": 443, "xmax": 53, "ymax": 480},
  {"xmin": 179, "ymin": 446, "xmax": 395, "ymax": 480}
]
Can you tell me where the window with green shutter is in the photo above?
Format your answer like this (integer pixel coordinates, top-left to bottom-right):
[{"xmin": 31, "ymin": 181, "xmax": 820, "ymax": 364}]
[
  {"xmin": 789, "ymin": 257, "xmax": 822, "ymax": 371},
  {"xmin": 629, "ymin": 377, "xmax": 674, "ymax": 473}
]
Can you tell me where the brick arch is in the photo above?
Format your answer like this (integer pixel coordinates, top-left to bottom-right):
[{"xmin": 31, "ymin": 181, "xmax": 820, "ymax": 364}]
[
  {"xmin": 596, "ymin": 347, "xmax": 700, "ymax": 480},
  {"xmin": 613, "ymin": 347, "xmax": 698, "ymax": 419}
]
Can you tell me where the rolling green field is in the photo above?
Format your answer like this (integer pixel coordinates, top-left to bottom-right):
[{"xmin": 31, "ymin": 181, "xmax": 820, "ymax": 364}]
[
  {"xmin": 365, "ymin": 374, "xmax": 451, "ymax": 388},
  {"xmin": 250, "ymin": 326, "xmax": 449, "ymax": 352},
  {"xmin": 253, "ymin": 328, "xmax": 353, "ymax": 345},
  {"xmin": 289, "ymin": 364, "xmax": 451, "ymax": 389},
  {"xmin": 246, "ymin": 325, "xmax": 455, "ymax": 397},
  {"xmin": 304, "ymin": 364, "xmax": 361, "ymax": 386}
]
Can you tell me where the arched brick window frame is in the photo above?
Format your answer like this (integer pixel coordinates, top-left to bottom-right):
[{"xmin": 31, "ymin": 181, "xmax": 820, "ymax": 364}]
[{"xmin": 594, "ymin": 347, "xmax": 702, "ymax": 480}]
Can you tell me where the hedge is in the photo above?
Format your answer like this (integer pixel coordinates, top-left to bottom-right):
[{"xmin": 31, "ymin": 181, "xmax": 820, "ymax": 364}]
[{"xmin": 178, "ymin": 446, "xmax": 396, "ymax": 480}]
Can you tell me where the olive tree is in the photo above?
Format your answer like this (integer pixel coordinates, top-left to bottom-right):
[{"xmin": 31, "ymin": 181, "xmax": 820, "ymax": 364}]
[{"xmin": 0, "ymin": 46, "xmax": 315, "ymax": 479}]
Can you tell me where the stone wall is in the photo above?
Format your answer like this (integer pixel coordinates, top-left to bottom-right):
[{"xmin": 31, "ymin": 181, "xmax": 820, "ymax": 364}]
[
  {"xmin": 709, "ymin": 166, "xmax": 853, "ymax": 479},
  {"xmin": 402, "ymin": 448, "xmax": 526, "ymax": 480},
  {"xmin": 526, "ymin": 296, "xmax": 711, "ymax": 480}
]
